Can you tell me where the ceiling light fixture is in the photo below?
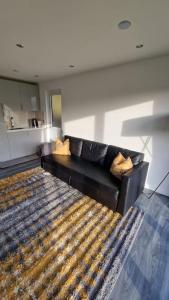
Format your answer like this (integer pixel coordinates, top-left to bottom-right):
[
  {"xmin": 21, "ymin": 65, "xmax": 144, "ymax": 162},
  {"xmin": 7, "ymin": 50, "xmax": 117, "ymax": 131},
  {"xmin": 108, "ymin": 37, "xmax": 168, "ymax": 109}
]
[
  {"xmin": 69, "ymin": 65, "xmax": 75, "ymax": 68},
  {"xmin": 118, "ymin": 20, "xmax": 132, "ymax": 30},
  {"xmin": 136, "ymin": 44, "xmax": 144, "ymax": 48},
  {"xmin": 16, "ymin": 43, "xmax": 24, "ymax": 48}
]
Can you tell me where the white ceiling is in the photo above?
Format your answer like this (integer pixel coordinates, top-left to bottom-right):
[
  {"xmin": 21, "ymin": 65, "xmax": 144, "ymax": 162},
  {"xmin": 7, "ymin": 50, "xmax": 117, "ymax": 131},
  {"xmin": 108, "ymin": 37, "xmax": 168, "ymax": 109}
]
[{"xmin": 0, "ymin": 0, "xmax": 169, "ymax": 82}]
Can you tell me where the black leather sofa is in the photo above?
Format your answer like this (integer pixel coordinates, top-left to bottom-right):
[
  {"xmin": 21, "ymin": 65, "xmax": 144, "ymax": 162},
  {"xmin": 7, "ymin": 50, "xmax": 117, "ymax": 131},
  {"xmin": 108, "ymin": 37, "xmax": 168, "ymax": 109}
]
[{"xmin": 40, "ymin": 136, "xmax": 149, "ymax": 215}]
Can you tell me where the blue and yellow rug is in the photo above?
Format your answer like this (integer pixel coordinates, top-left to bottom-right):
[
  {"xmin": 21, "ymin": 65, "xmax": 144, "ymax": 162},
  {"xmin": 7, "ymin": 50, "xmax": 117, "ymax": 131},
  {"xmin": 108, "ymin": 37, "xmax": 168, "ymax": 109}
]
[{"xmin": 0, "ymin": 167, "xmax": 143, "ymax": 299}]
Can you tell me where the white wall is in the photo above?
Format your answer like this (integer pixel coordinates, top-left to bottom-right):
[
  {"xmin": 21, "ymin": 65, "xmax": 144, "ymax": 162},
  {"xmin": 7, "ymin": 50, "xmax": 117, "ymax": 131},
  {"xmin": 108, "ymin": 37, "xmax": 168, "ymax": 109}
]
[{"xmin": 40, "ymin": 55, "xmax": 169, "ymax": 196}]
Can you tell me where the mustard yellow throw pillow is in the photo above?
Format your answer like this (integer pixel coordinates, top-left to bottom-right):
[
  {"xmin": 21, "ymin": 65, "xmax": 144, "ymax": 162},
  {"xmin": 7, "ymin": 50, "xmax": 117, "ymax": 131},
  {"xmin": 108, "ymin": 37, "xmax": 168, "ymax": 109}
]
[
  {"xmin": 110, "ymin": 156, "xmax": 133, "ymax": 178},
  {"xmin": 112, "ymin": 152, "xmax": 125, "ymax": 166},
  {"xmin": 53, "ymin": 138, "xmax": 71, "ymax": 155}
]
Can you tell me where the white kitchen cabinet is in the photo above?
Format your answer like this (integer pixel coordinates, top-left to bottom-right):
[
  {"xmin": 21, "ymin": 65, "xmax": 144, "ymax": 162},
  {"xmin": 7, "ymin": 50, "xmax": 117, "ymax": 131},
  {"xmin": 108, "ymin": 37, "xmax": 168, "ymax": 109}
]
[
  {"xmin": 30, "ymin": 85, "xmax": 40, "ymax": 111},
  {"xmin": 0, "ymin": 79, "xmax": 21, "ymax": 111},
  {"xmin": 0, "ymin": 128, "xmax": 51, "ymax": 161},
  {"xmin": 0, "ymin": 129, "xmax": 10, "ymax": 161},
  {"xmin": 7, "ymin": 129, "xmax": 44, "ymax": 159},
  {"xmin": 19, "ymin": 83, "xmax": 40, "ymax": 111},
  {"xmin": 19, "ymin": 82, "xmax": 32, "ymax": 111},
  {"xmin": 0, "ymin": 79, "xmax": 40, "ymax": 112},
  {"xmin": 7, "ymin": 131, "xmax": 30, "ymax": 159},
  {"xmin": 0, "ymin": 103, "xmax": 4, "ymax": 129}
]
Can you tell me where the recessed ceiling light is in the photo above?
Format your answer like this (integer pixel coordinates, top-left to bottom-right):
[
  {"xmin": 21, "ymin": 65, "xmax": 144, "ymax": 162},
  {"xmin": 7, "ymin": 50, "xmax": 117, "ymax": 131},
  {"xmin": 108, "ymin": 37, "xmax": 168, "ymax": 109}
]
[
  {"xmin": 34, "ymin": 75, "xmax": 39, "ymax": 78},
  {"xmin": 16, "ymin": 43, "xmax": 24, "ymax": 48},
  {"xmin": 118, "ymin": 20, "xmax": 132, "ymax": 30},
  {"xmin": 13, "ymin": 69, "xmax": 19, "ymax": 72},
  {"xmin": 69, "ymin": 65, "xmax": 75, "ymax": 68},
  {"xmin": 136, "ymin": 44, "xmax": 144, "ymax": 48}
]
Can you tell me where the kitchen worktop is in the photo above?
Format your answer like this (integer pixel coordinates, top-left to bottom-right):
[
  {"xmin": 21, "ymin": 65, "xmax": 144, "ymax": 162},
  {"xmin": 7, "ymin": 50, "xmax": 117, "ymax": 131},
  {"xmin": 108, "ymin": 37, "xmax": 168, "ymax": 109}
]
[{"xmin": 7, "ymin": 127, "xmax": 47, "ymax": 133}]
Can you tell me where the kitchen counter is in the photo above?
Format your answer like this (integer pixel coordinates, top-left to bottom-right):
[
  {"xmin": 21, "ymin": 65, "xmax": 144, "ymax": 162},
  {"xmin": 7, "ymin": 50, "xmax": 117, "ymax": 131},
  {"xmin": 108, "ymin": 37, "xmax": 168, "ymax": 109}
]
[{"xmin": 7, "ymin": 127, "xmax": 47, "ymax": 133}]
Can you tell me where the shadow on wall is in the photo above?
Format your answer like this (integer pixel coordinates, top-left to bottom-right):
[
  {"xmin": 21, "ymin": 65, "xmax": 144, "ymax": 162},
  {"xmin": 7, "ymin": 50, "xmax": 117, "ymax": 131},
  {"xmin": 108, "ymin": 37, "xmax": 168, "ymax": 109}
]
[
  {"xmin": 122, "ymin": 114, "xmax": 169, "ymax": 137},
  {"xmin": 122, "ymin": 114, "xmax": 169, "ymax": 195}
]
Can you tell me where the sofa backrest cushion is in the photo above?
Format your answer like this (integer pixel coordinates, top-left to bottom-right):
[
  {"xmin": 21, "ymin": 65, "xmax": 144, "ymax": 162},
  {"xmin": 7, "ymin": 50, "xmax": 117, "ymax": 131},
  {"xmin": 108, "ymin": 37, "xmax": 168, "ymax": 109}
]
[
  {"xmin": 64, "ymin": 135, "xmax": 144, "ymax": 168},
  {"xmin": 104, "ymin": 145, "xmax": 144, "ymax": 170},
  {"xmin": 64, "ymin": 135, "xmax": 83, "ymax": 157},
  {"xmin": 81, "ymin": 140, "xmax": 108, "ymax": 166}
]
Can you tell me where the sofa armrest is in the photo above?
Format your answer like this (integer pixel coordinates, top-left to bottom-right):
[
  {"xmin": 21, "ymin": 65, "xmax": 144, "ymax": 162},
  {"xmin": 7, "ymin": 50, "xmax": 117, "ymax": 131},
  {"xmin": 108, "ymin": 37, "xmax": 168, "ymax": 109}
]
[
  {"xmin": 116, "ymin": 161, "xmax": 149, "ymax": 215},
  {"xmin": 38, "ymin": 142, "xmax": 54, "ymax": 157}
]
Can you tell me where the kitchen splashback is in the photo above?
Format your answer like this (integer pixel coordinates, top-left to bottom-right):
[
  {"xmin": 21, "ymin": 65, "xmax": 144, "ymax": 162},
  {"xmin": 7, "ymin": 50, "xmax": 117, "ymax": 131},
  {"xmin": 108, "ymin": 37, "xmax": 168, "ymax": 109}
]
[{"xmin": 4, "ymin": 109, "xmax": 34, "ymax": 129}]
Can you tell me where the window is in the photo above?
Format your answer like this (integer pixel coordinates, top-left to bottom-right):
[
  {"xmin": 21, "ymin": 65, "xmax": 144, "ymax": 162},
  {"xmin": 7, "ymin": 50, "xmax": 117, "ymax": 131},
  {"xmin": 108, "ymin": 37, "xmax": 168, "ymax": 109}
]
[{"xmin": 51, "ymin": 94, "xmax": 62, "ymax": 128}]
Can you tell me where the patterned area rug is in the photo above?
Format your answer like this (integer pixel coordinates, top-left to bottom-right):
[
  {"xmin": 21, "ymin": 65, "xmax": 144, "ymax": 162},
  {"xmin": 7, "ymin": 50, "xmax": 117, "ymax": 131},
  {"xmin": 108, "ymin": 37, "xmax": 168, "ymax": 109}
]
[{"xmin": 0, "ymin": 167, "xmax": 144, "ymax": 300}]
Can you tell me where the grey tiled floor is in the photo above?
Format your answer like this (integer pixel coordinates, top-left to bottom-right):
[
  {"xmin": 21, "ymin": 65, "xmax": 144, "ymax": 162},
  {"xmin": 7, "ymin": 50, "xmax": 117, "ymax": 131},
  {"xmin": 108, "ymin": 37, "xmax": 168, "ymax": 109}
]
[{"xmin": 109, "ymin": 191, "xmax": 169, "ymax": 300}]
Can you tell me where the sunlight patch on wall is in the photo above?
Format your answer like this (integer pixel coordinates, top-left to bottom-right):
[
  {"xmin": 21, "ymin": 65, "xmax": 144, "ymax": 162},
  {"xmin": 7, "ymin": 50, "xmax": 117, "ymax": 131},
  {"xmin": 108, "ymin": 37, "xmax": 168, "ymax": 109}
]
[{"xmin": 64, "ymin": 115, "xmax": 95, "ymax": 140}]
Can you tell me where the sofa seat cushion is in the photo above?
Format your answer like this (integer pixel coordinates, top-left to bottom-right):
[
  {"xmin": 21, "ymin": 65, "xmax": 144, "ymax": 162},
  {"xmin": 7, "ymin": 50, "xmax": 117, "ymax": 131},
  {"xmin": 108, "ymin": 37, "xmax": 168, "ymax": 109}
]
[{"xmin": 42, "ymin": 154, "xmax": 120, "ymax": 204}]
